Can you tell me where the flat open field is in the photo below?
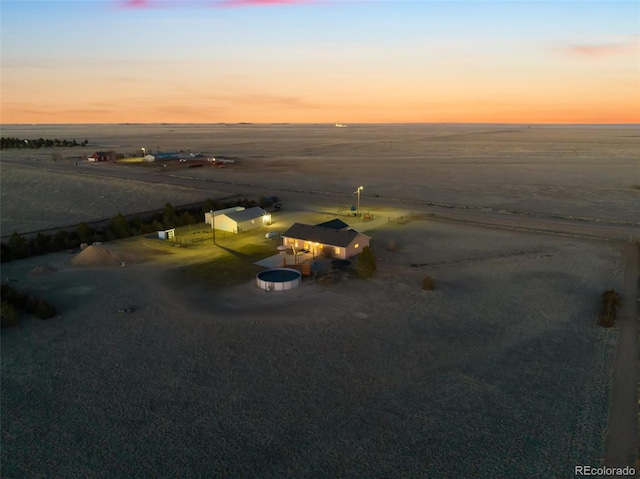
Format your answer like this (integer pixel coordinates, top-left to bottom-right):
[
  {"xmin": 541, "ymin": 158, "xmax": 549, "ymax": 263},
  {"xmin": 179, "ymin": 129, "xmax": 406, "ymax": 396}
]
[
  {"xmin": 1, "ymin": 124, "xmax": 637, "ymax": 476},
  {"xmin": 0, "ymin": 216, "xmax": 624, "ymax": 478},
  {"xmin": 1, "ymin": 123, "xmax": 639, "ymax": 236}
]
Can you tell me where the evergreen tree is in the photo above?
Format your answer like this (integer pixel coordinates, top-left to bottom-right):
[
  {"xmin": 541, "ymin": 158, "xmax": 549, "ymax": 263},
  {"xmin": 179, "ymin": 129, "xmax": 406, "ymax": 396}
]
[
  {"xmin": 50, "ymin": 230, "xmax": 69, "ymax": 251},
  {"xmin": 163, "ymin": 203, "xmax": 176, "ymax": 229},
  {"xmin": 356, "ymin": 246, "xmax": 377, "ymax": 279},
  {"xmin": 76, "ymin": 222, "xmax": 95, "ymax": 243},
  {"xmin": 8, "ymin": 232, "xmax": 28, "ymax": 259},
  {"xmin": 109, "ymin": 213, "xmax": 130, "ymax": 239},
  {"xmin": 32, "ymin": 232, "xmax": 51, "ymax": 255}
]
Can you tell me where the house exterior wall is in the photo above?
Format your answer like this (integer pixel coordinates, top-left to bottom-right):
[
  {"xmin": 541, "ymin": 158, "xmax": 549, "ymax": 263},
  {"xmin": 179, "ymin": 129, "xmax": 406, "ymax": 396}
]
[
  {"xmin": 344, "ymin": 234, "xmax": 370, "ymax": 258},
  {"xmin": 281, "ymin": 234, "xmax": 369, "ymax": 259},
  {"xmin": 205, "ymin": 207, "xmax": 244, "ymax": 227},
  {"xmin": 332, "ymin": 246, "xmax": 347, "ymax": 260},
  {"xmin": 236, "ymin": 218, "xmax": 261, "ymax": 233}
]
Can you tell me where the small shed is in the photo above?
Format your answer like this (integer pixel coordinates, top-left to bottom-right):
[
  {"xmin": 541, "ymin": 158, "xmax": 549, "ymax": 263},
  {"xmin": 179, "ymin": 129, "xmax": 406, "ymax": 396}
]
[{"xmin": 157, "ymin": 229, "xmax": 175, "ymax": 240}]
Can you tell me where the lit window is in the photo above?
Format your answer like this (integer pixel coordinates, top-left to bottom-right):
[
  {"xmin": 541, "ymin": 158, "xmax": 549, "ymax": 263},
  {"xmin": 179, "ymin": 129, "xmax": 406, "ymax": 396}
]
[
  {"xmin": 335, "ymin": 247, "xmax": 340, "ymax": 254},
  {"xmin": 354, "ymin": 243, "xmax": 359, "ymax": 248}
]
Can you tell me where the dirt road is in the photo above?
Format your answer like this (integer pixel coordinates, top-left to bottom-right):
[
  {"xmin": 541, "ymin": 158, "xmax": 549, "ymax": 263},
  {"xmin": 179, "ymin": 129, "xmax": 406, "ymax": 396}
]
[
  {"xmin": 605, "ymin": 243, "xmax": 639, "ymax": 473},
  {"xmin": 6, "ymin": 158, "xmax": 637, "ymax": 243}
]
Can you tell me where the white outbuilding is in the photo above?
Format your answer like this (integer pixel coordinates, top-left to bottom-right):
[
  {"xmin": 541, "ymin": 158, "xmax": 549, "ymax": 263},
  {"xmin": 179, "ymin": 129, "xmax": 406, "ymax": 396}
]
[
  {"xmin": 157, "ymin": 228, "xmax": 175, "ymax": 240},
  {"xmin": 205, "ymin": 206, "xmax": 271, "ymax": 233}
]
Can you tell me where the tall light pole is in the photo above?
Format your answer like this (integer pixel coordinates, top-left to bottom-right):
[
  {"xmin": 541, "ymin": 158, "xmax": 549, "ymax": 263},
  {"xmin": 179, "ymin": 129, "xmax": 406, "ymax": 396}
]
[
  {"xmin": 210, "ymin": 209, "xmax": 216, "ymax": 245},
  {"xmin": 356, "ymin": 186, "xmax": 363, "ymax": 218}
]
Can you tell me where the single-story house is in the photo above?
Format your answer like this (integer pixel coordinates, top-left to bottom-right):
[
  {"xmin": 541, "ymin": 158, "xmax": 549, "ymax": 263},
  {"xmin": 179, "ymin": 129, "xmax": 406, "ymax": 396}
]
[
  {"xmin": 316, "ymin": 218, "xmax": 350, "ymax": 231},
  {"xmin": 281, "ymin": 223, "xmax": 370, "ymax": 259},
  {"xmin": 205, "ymin": 206, "xmax": 270, "ymax": 233}
]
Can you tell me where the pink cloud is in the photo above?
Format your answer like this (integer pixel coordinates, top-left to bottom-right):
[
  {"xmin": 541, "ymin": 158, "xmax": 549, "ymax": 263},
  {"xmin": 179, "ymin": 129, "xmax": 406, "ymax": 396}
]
[
  {"xmin": 120, "ymin": 0, "xmax": 149, "ymax": 8},
  {"xmin": 116, "ymin": 0, "xmax": 316, "ymax": 8},
  {"xmin": 216, "ymin": 0, "xmax": 311, "ymax": 6},
  {"xmin": 561, "ymin": 37, "xmax": 639, "ymax": 58}
]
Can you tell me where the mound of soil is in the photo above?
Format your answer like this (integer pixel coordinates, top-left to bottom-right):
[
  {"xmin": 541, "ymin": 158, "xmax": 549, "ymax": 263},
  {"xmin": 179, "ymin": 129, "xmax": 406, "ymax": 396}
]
[
  {"xmin": 31, "ymin": 265, "xmax": 57, "ymax": 276},
  {"xmin": 71, "ymin": 245, "xmax": 143, "ymax": 267}
]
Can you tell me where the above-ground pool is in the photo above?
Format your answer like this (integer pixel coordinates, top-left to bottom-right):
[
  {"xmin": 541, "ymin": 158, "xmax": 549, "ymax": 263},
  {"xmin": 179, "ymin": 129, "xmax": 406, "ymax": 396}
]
[{"xmin": 256, "ymin": 268, "xmax": 302, "ymax": 291}]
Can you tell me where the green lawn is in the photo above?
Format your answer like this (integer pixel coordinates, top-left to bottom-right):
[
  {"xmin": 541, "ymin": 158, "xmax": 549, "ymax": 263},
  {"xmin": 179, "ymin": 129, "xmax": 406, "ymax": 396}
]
[{"xmin": 176, "ymin": 240, "xmax": 276, "ymax": 288}]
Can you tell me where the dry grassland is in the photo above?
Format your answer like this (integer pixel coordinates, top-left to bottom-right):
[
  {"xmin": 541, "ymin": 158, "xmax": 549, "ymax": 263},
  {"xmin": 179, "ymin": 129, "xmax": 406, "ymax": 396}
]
[
  {"xmin": 1, "ymin": 124, "xmax": 639, "ymax": 236},
  {"xmin": 1, "ymin": 216, "xmax": 623, "ymax": 478},
  {"xmin": 1, "ymin": 124, "xmax": 636, "ymax": 477}
]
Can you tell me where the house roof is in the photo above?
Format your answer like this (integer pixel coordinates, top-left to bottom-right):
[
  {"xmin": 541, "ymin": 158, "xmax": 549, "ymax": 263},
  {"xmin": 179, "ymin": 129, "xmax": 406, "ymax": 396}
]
[
  {"xmin": 282, "ymin": 223, "xmax": 367, "ymax": 248},
  {"xmin": 224, "ymin": 206, "xmax": 267, "ymax": 223},
  {"xmin": 154, "ymin": 152, "xmax": 179, "ymax": 159},
  {"xmin": 315, "ymin": 218, "xmax": 350, "ymax": 230},
  {"xmin": 211, "ymin": 206, "xmax": 244, "ymax": 217}
]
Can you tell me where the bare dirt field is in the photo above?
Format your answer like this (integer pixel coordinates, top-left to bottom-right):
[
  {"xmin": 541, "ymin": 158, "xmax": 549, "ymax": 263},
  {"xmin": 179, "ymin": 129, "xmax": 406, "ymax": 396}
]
[
  {"xmin": 0, "ymin": 216, "xmax": 627, "ymax": 478},
  {"xmin": 0, "ymin": 161, "xmax": 227, "ymax": 235}
]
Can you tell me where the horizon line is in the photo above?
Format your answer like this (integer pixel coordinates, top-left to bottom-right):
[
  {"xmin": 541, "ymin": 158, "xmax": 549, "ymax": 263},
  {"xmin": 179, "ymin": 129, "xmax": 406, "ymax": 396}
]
[{"xmin": 2, "ymin": 122, "xmax": 639, "ymax": 127}]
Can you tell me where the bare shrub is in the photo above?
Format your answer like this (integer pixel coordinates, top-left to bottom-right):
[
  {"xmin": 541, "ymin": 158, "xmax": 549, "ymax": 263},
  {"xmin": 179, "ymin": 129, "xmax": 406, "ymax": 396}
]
[
  {"xmin": 1, "ymin": 300, "xmax": 18, "ymax": 327},
  {"xmin": 422, "ymin": 276, "xmax": 436, "ymax": 290},
  {"xmin": 599, "ymin": 289, "xmax": 619, "ymax": 327},
  {"xmin": 34, "ymin": 299, "xmax": 57, "ymax": 320}
]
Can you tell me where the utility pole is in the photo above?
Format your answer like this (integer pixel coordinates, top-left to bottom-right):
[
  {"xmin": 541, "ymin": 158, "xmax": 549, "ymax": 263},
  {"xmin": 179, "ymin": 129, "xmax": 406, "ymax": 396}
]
[{"xmin": 210, "ymin": 210, "xmax": 216, "ymax": 245}]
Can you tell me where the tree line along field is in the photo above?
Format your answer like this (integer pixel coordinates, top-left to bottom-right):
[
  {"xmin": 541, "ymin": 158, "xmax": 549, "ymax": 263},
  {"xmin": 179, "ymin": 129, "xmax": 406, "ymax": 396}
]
[
  {"xmin": 0, "ymin": 196, "xmax": 274, "ymax": 262},
  {"xmin": 1, "ymin": 137, "xmax": 88, "ymax": 149}
]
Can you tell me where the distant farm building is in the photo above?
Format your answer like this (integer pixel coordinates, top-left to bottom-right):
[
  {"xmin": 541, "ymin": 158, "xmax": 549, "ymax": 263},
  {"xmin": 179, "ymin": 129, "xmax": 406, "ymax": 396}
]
[
  {"xmin": 143, "ymin": 152, "xmax": 180, "ymax": 162},
  {"xmin": 87, "ymin": 151, "xmax": 112, "ymax": 162},
  {"xmin": 205, "ymin": 206, "xmax": 271, "ymax": 233},
  {"xmin": 281, "ymin": 222, "xmax": 370, "ymax": 259},
  {"xmin": 205, "ymin": 158, "xmax": 235, "ymax": 168}
]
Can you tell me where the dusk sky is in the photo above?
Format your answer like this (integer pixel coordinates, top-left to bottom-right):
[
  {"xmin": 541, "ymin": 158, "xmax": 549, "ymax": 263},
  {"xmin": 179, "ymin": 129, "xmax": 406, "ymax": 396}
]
[{"xmin": 1, "ymin": 0, "xmax": 638, "ymax": 124}]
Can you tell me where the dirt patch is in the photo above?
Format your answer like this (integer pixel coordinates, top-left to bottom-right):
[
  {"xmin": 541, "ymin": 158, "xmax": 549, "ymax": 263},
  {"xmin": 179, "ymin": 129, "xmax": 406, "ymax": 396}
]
[
  {"xmin": 71, "ymin": 245, "xmax": 143, "ymax": 267},
  {"xmin": 31, "ymin": 265, "xmax": 57, "ymax": 276}
]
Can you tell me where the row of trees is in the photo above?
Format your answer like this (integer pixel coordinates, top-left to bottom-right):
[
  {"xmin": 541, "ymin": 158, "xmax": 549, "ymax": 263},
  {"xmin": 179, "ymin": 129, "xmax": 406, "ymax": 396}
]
[
  {"xmin": 1, "ymin": 197, "xmax": 261, "ymax": 263},
  {"xmin": 0, "ymin": 137, "xmax": 89, "ymax": 149}
]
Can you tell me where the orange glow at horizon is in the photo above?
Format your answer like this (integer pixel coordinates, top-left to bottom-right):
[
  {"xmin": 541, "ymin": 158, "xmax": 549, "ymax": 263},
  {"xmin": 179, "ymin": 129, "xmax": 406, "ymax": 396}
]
[{"xmin": 1, "ymin": 2, "xmax": 638, "ymax": 125}]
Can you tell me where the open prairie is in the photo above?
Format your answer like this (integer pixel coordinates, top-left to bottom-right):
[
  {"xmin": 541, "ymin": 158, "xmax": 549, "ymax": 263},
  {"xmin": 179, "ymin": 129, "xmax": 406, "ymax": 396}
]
[
  {"xmin": 1, "ymin": 124, "xmax": 638, "ymax": 477},
  {"xmin": 1, "ymin": 123, "xmax": 639, "ymax": 235},
  {"xmin": 0, "ymin": 218, "xmax": 625, "ymax": 478}
]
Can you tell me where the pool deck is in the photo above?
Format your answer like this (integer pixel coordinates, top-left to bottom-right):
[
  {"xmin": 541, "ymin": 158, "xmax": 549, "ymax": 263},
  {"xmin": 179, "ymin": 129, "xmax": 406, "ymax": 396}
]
[{"xmin": 254, "ymin": 252, "xmax": 314, "ymax": 269}]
